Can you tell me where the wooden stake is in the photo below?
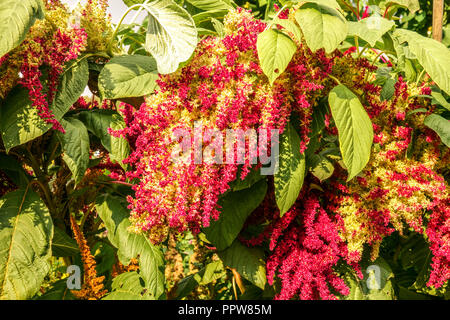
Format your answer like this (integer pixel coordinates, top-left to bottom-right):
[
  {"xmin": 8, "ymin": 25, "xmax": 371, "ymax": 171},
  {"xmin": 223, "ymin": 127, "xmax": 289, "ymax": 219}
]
[{"xmin": 432, "ymin": 0, "xmax": 444, "ymax": 42}]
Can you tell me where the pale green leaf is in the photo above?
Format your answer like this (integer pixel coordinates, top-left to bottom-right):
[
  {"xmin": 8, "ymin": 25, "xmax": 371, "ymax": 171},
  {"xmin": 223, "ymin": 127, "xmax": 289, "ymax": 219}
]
[
  {"xmin": 257, "ymin": 28, "xmax": 297, "ymax": 85},
  {"xmin": 142, "ymin": 0, "xmax": 198, "ymax": 74},
  {"xmin": 0, "ymin": 187, "xmax": 53, "ymax": 300},
  {"xmin": 431, "ymin": 91, "xmax": 450, "ymax": 111},
  {"xmin": 394, "ymin": 29, "xmax": 450, "ymax": 95},
  {"xmin": 185, "ymin": 0, "xmax": 233, "ymax": 11},
  {"xmin": 0, "ymin": 0, "xmax": 44, "ymax": 57},
  {"xmin": 99, "ymin": 55, "xmax": 159, "ymax": 99},
  {"xmin": 368, "ymin": 0, "xmax": 420, "ymax": 14},
  {"xmin": 348, "ymin": 17, "xmax": 394, "ymax": 47},
  {"xmin": 295, "ymin": 3, "xmax": 348, "ymax": 53},
  {"xmin": 273, "ymin": 18, "xmax": 302, "ymax": 43},
  {"xmin": 328, "ymin": 84, "xmax": 373, "ymax": 181}
]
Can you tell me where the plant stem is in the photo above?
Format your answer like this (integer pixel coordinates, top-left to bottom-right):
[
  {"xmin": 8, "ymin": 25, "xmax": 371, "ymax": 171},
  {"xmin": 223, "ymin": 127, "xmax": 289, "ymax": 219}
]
[
  {"xmin": 416, "ymin": 69, "xmax": 427, "ymax": 86},
  {"xmin": 107, "ymin": 3, "xmax": 148, "ymax": 55},
  {"xmin": 341, "ymin": 1, "xmax": 360, "ymax": 19},
  {"xmin": 264, "ymin": 4, "xmax": 288, "ymax": 31},
  {"xmin": 328, "ymin": 74, "xmax": 341, "ymax": 85}
]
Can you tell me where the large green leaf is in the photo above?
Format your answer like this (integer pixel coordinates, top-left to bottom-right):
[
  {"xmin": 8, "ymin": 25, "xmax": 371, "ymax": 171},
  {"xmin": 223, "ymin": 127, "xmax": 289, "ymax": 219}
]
[
  {"xmin": 328, "ymin": 84, "xmax": 373, "ymax": 181},
  {"xmin": 103, "ymin": 272, "xmax": 154, "ymax": 300},
  {"xmin": 368, "ymin": 0, "xmax": 420, "ymax": 14},
  {"xmin": 95, "ymin": 194, "xmax": 165, "ymax": 298},
  {"xmin": 257, "ymin": 28, "xmax": 297, "ymax": 85},
  {"xmin": 431, "ymin": 91, "xmax": 450, "ymax": 111},
  {"xmin": 0, "ymin": 59, "xmax": 89, "ymax": 152},
  {"xmin": 57, "ymin": 118, "xmax": 90, "ymax": 185},
  {"xmin": 0, "ymin": 187, "xmax": 53, "ymax": 300},
  {"xmin": 394, "ymin": 29, "xmax": 450, "ymax": 96},
  {"xmin": 203, "ymin": 179, "xmax": 267, "ymax": 251},
  {"xmin": 185, "ymin": 0, "xmax": 233, "ymax": 11},
  {"xmin": 295, "ymin": 3, "xmax": 347, "ymax": 53},
  {"xmin": 272, "ymin": 18, "xmax": 302, "ymax": 43},
  {"xmin": 274, "ymin": 122, "xmax": 306, "ymax": 216},
  {"xmin": 423, "ymin": 114, "xmax": 450, "ymax": 147},
  {"xmin": 142, "ymin": 0, "xmax": 198, "ymax": 74},
  {"xmin": 348, "ymin": 17, "xmax": 394, "ymax": 47},
  {"xmin": 0, "ymin": 0, "xmax": 44, "ymax": 57},
  {"xmin": 51, "ymin": 226, "xmax": 79, "ymax": 258},
  {"xmin": 218, "ymin": 240, "xmax": 266, "ymax": 289},
  {"xmin": 98, "ymin": 55, "xmax": 159, "ymax": 99},
  {"xmin": 77, "ymin": 110, "xmax": 130, "ymax": 168}
]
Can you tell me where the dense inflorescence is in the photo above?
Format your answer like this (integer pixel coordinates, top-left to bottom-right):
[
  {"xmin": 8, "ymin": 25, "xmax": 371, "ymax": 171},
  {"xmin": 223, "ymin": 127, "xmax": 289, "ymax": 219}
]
[
  {"xmin": 70, "ymin": 215, "xmax": 107, "ymax": 300},
  {"xmin": 120, "ymin": 9, "xmax": 294, "ymax": 243},
  {"xmin": 0, "ymin": 0, "xmax": 113, "ymax": 132},
  {"xmin": 118, "ymin": 8, "xmax": 449, "ymax": 297}
]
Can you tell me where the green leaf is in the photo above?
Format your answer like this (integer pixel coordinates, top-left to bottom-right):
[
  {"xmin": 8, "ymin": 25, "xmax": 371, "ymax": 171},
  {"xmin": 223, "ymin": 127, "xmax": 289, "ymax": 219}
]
[
  {"xmin": 423, "ymin": 114, "xmax": 450, "ymax": 147},
  {"xmin": 36, "ymin": 280, "xmax": 76, "ymax": 300},
  {"xmin": 394, "ymin": 29, "xmax": 450, "ymax": 95},
  {"xmin": 431, "ymin": 91, "xmax": 450, "ymax": 111},
  {"xmin": 203, "ymin": 179, "xmax": 267, "ymax": 251},
  {"xmin": 0, "ymin": 154, "xmax": 30, "ymax": 187},
  {"xmin": 308, "ymin": 153, "xmax": 334, "ymax": 181},
  {"xmin": 103, "ymin": 272, "xmax": 154, "ymax": 300},
  {"xmin": 95, "ymin": 194, "xmax": 165, "ymax": 298},
  {"xmin": 185, "ymin": 0, "xmax": 233, "ymax": 11},
  {"xmin": 295, "ymin": 3, "xmax": 347, "ymax": 54},
  {"xmin": 0, "ymin": 187, "xmax": 53, "ymax": 299},
  {"xmin": 0, "ymin": 0, "xmax": 44, "ymax": 57},
  {"xmin": 348, "ymin": 17, "xmax": 394, "ymax": 47},
  {"xmin": 142, "ymin": 0, "xmax": 198, "ymax": 74},
  {"xmin": 230, "ymin": 167, "xmax": 265, "ymax": 191},
  {"xmin": 380, "ymin": 78, "xmax": 395, "ymax": 101},
  {"xmin": 0, "ymin": 59, "xmax": 89, "ymax": 152},
  {"xmin": 77, "ymin": 110, "xmax": 130, "ymax": 168},
  {"xmin": 272, "ymin": 18, "xmax": 302, "ymax": 43},
  {"xmin": 274, "ymin": 122, "xmax": 306, "ymax": 216},
  {"xmin": 310, "ymin": 102, "xmax": 328, "ymax": 137},
  {"xmin": 257, "ymin": 28, "xmax": 297, "ymax": 85},
  {"xmin": 57, "ymin": 118, "xmax": 90, "ymax": 185},
  {"xmin": 51, "ymin": 226, "xmax": 78, "ymax": 257},
  {"xmin": 368, "ymin": 0, "xmax": 420, "ymax": 14},
  {"xmin": 343, "ymin": 257, "xmax": 395, "ymax": 300},
  {"xmin": 98, "ymin": 55, "xmax": 159, "ymax": 99},
  {"xmin": 328, "ymin": 84, "xmax": 373, "ymax": 181},
  {"xmin": 218, "ymin": 240, "xmax": 266, "ymax": 289},
  {"xmin": 175, "ymin": 260, "xmax": 226, "ymax": 299}
]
